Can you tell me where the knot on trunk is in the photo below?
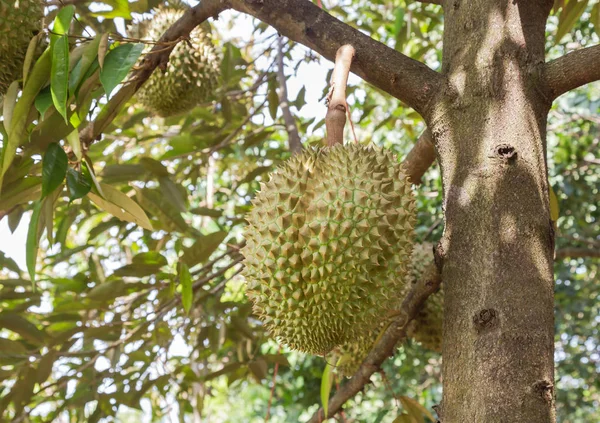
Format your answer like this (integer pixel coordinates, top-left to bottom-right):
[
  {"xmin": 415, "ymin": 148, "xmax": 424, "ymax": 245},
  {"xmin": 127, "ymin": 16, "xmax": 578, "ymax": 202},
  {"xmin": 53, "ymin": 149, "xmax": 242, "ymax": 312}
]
[
  {"xmin": 533, "ymin": 380, "xmax": 554, "ymax": 404},
  {"xmin": 490, "ymin": 143, "xmax": 517, "ymax": 163},
  {"xmin": 472, "ymin": 308, "xmax": 498, "ymax": 333}
]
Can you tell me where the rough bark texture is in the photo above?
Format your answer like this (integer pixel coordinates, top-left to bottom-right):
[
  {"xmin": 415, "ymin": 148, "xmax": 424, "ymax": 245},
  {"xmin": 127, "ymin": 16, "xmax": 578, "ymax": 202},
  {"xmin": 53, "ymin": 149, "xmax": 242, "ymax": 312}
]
[{"xmin": 427, "ymin": 1, "xmax": 556, "ymax": 421}]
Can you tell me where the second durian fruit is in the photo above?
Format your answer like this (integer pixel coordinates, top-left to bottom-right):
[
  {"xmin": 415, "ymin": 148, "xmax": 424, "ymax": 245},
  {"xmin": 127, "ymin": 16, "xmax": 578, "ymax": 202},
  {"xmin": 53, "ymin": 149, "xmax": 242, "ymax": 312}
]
[
  {"xmin": 406, "ymin": 242, "xmax": 443, "ymax": 353},
  {"xmin": 0, "ymin": 0, "xmax": 43, "ymax": 95},
  {"xmin": 333, "ymin": 242, "xmax": 441, "ymax": 377},
  {"xmin": 133, "ymin": 4, "xmax": 220, "ymax": 117},
  {"xmin": 242, "ymin": 143, "xmax": 416, "ymax": 355}
]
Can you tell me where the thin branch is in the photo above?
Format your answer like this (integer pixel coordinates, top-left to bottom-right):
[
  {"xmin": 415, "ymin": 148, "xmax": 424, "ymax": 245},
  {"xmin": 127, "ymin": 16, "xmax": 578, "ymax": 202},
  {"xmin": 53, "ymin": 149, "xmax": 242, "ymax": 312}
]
[
  {"xmin": 402, "ymin": 129, "xmax": 436, "ymax": 184},
  {"xmin": 307, "ymin": 264, "xmax": 442, "ymax": 422},
  {"xmin": 419, "ymin": 0, "xmax": 443, "ymax": 4},
  {"xmin": 276, "ymin": 37, "xmax": 303, "ymax": 154},
  {"xmin": 544, "ymin": 44, "xmax": 600, "ymax": 100},
  {"xmin": 325, "ymin": 45, "xmax": 355, "ymax": 147},
  {"xmin": 228, "ymin": 0, "xmax": 442, "ymax": 116},
  {"xmin": 555, "ymin": 248, "xmax": 600, "ymax": 260}
]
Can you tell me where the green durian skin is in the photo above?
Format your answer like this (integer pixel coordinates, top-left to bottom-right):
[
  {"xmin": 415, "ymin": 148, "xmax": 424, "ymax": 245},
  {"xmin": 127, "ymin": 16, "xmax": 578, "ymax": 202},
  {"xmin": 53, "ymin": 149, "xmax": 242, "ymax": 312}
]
[
  {"xmin": 407, "ymin": 242, "xmax": 443, "ymax": 353},
  {"xmin": 134, "ymin": 5, "xmax": 220, "ymax": 117},
  {"xmin": 242, "ymin": 143, "xmax": 416, "ymax": 355},
  {"xmin": 0, "ymin": 0, "xmax": 43, "ymax": 95}
]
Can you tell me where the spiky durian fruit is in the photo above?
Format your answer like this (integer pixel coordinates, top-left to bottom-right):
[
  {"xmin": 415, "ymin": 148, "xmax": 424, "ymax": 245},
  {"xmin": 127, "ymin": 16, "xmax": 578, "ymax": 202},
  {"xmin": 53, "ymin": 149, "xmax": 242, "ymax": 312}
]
[
  {"xmin": 332, "ymin": 320, "xmax": 388, "ymax": 377},
  {"xmin": 133, "ymin": 4, "xmax": 220, "ymax": 117},
  {"xmin": 407, "ymin": 242, "xmax": 443, "ymax": 353},
  {"xmin": 0, "ymin": 0, "xmax": 43, "ymax": 95},
  {"xmin": 242, "ymin": 143, "xmax": 416, "ymax": 355}
]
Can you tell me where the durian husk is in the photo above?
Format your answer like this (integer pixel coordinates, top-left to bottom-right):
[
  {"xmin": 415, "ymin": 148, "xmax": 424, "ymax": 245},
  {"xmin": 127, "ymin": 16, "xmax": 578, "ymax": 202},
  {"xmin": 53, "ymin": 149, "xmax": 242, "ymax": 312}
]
[
  {"xmin": 242, "ymin": 143, "xmax": 416, "ymax": 355},
  {"xmin": 0, "ymin": 0, "xmax": 43, "ymax": 95},
  {"xmin": 406, "ymin": 242, "xmax": 443, "ymax": 353},
  {"xmin": 132, "ymin": 4, "xmax": 221, "ymax": 117}
]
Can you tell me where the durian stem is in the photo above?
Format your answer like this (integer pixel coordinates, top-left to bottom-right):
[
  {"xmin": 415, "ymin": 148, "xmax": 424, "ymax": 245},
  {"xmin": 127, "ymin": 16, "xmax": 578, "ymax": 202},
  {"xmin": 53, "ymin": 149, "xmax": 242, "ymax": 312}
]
[{"xmin": 325, "ymin": 45, "xmax": 355, "ymax": 147}]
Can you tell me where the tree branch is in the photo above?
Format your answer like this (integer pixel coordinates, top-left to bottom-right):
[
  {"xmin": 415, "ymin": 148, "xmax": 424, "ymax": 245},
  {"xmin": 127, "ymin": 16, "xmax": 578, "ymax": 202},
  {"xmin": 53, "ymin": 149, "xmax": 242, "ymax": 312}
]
[
  {"xmin": 308, "ymin": 264, "xmax": 442, "ymax": 422},
  {"xmin": 555, "ymin": 247, "xmax": 600, "ymax": 260},
  {"xmin": 276, "ymin": 37, "xmax": 303, "ymax": 155},
  {"xmin": 544, "ymin": 44, "xmax": 600, "ymax": 100},
  {"xmin": 403, "ymin": 129, "xmax": 436, "ymax": 184},
  {"xmin": 228, "ymin": 0, "xmax": 442, "ymax": 116}
]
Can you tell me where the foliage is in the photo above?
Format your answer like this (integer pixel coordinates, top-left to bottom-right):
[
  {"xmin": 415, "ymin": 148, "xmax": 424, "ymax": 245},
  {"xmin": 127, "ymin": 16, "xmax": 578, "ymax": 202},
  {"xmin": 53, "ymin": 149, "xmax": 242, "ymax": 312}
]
[{"xmin": 0, "ymin": 0, "xmax": 598, "ymax": 422}]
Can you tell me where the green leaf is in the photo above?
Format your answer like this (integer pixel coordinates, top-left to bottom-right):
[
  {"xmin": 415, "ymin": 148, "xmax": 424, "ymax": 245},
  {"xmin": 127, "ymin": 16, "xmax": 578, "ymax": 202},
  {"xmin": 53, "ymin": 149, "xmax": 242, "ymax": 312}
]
[
  {"xmin": 592, "ymin": 3, "xmax": 600, "ymax": 37},
  {"xmin": 248, "ymin": 358, "xmax": 268, "ymax": 381},
  {"xmin": 135, "ymin": 187, "xmax": 187, "ymax": 233},
  {"xmin": 98, "ymin": 33, "xmax": 110, "ymax": 70},
  {"xmin": 267, "ymin": 77, "xmax": 279, "ymax": 120},
  {"xmin": 66, "ymin": 128, "xmax": 82, "ymax": 160},
  {"xmin": 0, "ymin": 251, "xmax": 21, "ymax": 274},
  {"xmin": 26, "ymin": 200, "xmax": 43, "ymax": 284},
  {"xmin": 158, "ymin": 176, "xmax": 187, "ymax": 212},
  {"xmin": 36, "ymin": 350, "xmax": 57, "ymax": 384},
  {"xmin": 0, "ymin": 312, "xmax": 47, "ymax": 345},
  {"xmin": 400, "ymin": 396, "xmax": 434, "ymax": 422},
  {"xmin": 179, "ymin": 261, "xmax": 192, "ymax": 314},
  {"xmin": 50, "ymin": 34, "xmax": 70, "ymax": 122},
  {"xmin": 23, "ymin": 33, "xmax": 44, "ymax": 85},
  {"xmin": 555, "ymin": 0, "xmax": 589, "ymax": 44},
  {"xmin": 181, "ymin": 231, "xmax": 227, "ymax": 267},
  {"xmin": 7, "ymin": 206, "xmax": 25, "ymax": 233},
  {"xmin": 42, "ymin": 143, "xmax": 68, "ymax": 198},
  {"xmin": 91, "ymin": 0, "xmax": 132, "ymax": 19},
  {"xmin": 393, "ymin": 414, "xmax": 416, "ymax": 423},
  {"xmin": 1, "ymin": 48, "xmax": 52, "ymax": 190},
  {"xmin": 0, "ymin": 177, "xmax": 42, "ymax": 210},
  {"xmin": 52, "ymin": 5, "xmax": 75, "ymax": 35},
  {"xmin": 2, "ymin": 81, "xmax": 19, "ymax": 133},
  {"xmin": 69, "ymin": 37, "xmax": 100, "ymax": 94},
  {"xmin": 49, "ymin": 32, "xmax": 69, "ymax": 115},
  {"xmin": 321, "ymin": 360, "xmax": 334, "ymax": 418},
  {"xmin": 35, "ymin": 87, "xmax": 54, "ymax": 117},
  {"xmin": 88, "ymin": 183, "xmax": 153, "ymax": 230},
  {"xmin": 43, "ymin": 189, "xmax": 58, "ymax": 245},
  {"xmin": 293, "ymin": 86, "xmax": 306, "ymax": 110},
  {"xmin": 100, "ymin": 43, "xmax": 144, "ymax": 98},
  {"xmin": 87, "ymin": 280, "xmax": 127, "ymax": 302},
  {"xmin": 83, "ymin": 157, "xmax": 103, "ymax": 197},
  {"xmin": 66, "ymin": 167, "xmax": 92, "ymax": 201}
]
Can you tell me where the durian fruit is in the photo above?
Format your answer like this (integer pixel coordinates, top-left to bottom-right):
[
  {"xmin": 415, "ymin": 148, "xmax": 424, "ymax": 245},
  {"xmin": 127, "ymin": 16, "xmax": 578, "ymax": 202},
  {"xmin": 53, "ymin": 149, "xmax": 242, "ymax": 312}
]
[
  {"xmin": 0, "ymin": 0, "xmax": 43, "ymax": 95},
  {"xmin": 332, "ymin": 320, "xmax": 388, "ymax": 377},
  {"xmin": 406, "ymin": 242, "xmax": 443, "ymax": 353},
  {"xmin": 242, "ymin": 143, "xmax": 416, "ymax": 355},
  {"xmin": 133, "ymin": 4, "xmax": 220, "ymax": 117}
]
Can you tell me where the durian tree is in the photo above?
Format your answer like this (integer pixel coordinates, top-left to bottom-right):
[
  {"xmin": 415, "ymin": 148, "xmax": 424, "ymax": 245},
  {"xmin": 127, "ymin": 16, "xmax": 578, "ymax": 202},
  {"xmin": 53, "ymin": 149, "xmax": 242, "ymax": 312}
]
[{"xmin": 0, "ymin": 0, "xmax": 599, "ymax": 422}]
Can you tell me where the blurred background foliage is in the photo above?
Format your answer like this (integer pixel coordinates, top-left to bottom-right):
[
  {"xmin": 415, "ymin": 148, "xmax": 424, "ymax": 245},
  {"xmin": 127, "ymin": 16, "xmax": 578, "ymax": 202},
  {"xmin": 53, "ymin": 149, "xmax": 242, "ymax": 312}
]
[{"xmin": 0, "ymin": 0, "xmax": 598, "ymax": 421}]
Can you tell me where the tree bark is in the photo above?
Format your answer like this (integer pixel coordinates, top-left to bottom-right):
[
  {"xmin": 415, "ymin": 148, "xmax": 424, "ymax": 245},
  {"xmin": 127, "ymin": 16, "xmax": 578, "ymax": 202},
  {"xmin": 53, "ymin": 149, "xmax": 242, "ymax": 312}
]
[{"xmin": 428, "ymin": 1, "xmax": 556, "ymax": 421}]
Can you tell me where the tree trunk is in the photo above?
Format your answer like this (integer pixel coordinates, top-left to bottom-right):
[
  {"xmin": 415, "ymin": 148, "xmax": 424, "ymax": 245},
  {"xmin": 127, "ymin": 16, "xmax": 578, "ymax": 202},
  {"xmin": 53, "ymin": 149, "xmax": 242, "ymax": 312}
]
[{"xmin": 427, "ymin": 1, "xmax": 556, "ymax": 421}]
